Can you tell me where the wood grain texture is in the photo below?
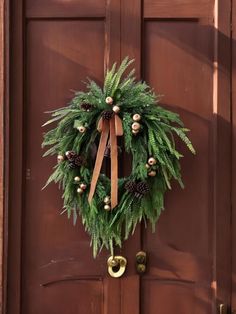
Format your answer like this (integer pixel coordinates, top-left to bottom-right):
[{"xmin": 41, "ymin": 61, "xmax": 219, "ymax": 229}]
[
  {"xmin": 212, "ymin": 0, "xmax": 232, "ymax": 311},
  {"xmin": 231, "ymin": 0, "xmax": 236, "ymax": 311},
  {"xmin": 119, "ymin": 1, "xmax": 141, "ymax": 313},
  {"xmin": 21, "ymin": 20, "xmax": 105, "ymax": 314},
  {"xmin": 7, "ymin": 0, "xmax": 24, "ymax": 313},
  {"xmin": 141, "ymin": 279, "xmax": 212, "ymax": 314},
  {"xmin": 26, "ymin": 0, "xmax": 106, "ymax": 18},
  {"xmin": 105, "ymin": 0, "xmax": 121, "ymax": 70},
  {"xmin": 5, "ymin": 0, "xmax": 233, "ymax": 313},
  {"xmin": 144, "ymin": 0, "xmax": 214, "ymax": 18},
  {"xmin": 0, "ymin": 0, "xmax": 4, "ymax": 312},
  {"xmin": 141, "ymin": 2, "xmax": 231, "ymax": 310},
  {"xmin": 121, "ymin": 0, "xmax": 141, "ymax": 74}
]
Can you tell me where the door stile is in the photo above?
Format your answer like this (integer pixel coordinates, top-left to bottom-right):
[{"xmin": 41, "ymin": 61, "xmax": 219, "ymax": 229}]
[
  {"xmin": 7, "ymin": 0, "xmax": 25, "ymax": 313},
  {"xmin": 104, "ymin": 1, "xmax": 123, "ymax": 314},
  {"xmin": 121, "ymin": 0, "xmax": 141, "ymax": 74},
  {"xmin": 212, "ymin": 0, "xmax": 232, "ymax": 312},
  {"xmin": 231, "ymin": 0, "xmax": 236, "ymax": 312},
  {"xmin": 1, "ymin": 0, "xmax": 9, "ymax": 313},
  {"xmin": 120, "ymin": 1, "xmax": 142, "ymax": 313},
  {"xmin": 105, "ymin": 0, "xmax": 121, "ymax": 70}
]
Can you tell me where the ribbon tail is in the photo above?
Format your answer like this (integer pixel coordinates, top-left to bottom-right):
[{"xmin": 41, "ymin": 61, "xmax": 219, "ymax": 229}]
[
  {"xmin": 115, "ymin": 114, "xmax": 123, "ymax": 136},
  {"xmin": 97, "ymin": 117, "xmax": 103, "ymax": 132},
  {"xmin": 88, "ymin": 120, "xmax": 109, "ymax": 204},
  {"xmin": 110, "ymin": 117, "xmax": 118, "ymax": 209}
]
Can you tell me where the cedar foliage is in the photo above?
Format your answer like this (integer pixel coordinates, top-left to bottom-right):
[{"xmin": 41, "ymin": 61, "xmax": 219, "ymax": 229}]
[{"xmin": 42, "ymin": 57, "xmax": 195, "ymax": 257}]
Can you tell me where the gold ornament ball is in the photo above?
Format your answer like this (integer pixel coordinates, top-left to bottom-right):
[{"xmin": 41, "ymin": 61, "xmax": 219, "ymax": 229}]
[
  {"xmin": 148, "ymin": 157, "xmax": 157, "ymax": 166},
  {"xmin": 137, "ymin": 264, "xmax": 146, "ymax": 274},
  {"xmin": 105, "ymin": 96, "xmax": 113, "ymax": 105},
  {"xmin": 77, "ymin": 126, "xmax": 86, "ymax": 133},
  {"xmin": 132, "ymin": 129, "xmax": 139, "ymax": 135},
  {"xmin": 80, "ymin": 183, "xmax": 87, "ymax": 190},
  {"xmin": 104, "ymin": 196, "xmax": 111, "ymax": 204},
  {"xmin": 74, "ymin": 176, "xmax": 81, "ymax": 182},
  {"xmin": 132, "ymin": 122, "xmax": 141, "ymax": 131},
  {"xmin": 112, "ymin": 105, "xmax": 120, "ymax": 113},
  {"xmin": 57, "ymin": 155, "xmax": 64, "ymax": 163},
  {"xmin": 132, "ymin": 113, "xmax": 141, "ymax": 122},
  {"xmin": 148, "ymin": 170, "xmax": 156, "ymax": 177},
  {"xmin": 104, "ymin": 204, "xmax": 111, "ymax": 211},
  {"xmin": 77, "ymin": 187, "xmax": 84, "ymax": 194}
]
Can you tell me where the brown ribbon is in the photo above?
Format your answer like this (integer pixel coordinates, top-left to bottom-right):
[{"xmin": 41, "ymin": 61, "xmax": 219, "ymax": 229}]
[{"xmin": 88, "ymin": 114, "xmax": 123, "ymax": 209}]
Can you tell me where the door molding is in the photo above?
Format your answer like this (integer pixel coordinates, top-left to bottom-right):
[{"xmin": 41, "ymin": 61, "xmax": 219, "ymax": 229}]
[{"xmin": 232, "ymin": 0, "xmax": 236, "ymax": 312}]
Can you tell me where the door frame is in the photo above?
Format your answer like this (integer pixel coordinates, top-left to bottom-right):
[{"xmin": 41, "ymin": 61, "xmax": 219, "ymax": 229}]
[
  {"xmin": 0, "ymin": 0, "xmax": 234, "ymax": 313},
  {"xmin": 0, "ymin": 0, "xmax": 9, "ymax": 313},
  {"xmin": 232, "ymin": 0, "xmax": 236, "ymax": 312}
]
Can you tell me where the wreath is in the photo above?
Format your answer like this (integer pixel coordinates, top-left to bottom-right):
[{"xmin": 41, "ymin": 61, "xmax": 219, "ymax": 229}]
[{"xmin": 42, "ymin": 58, "xmax": 195, "ymax": 257}]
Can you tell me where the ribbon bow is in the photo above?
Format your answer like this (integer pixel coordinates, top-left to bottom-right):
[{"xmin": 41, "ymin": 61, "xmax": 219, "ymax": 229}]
[{"xmin": 88, "ymin": 112, "xmax": 123, "ymax": 209}]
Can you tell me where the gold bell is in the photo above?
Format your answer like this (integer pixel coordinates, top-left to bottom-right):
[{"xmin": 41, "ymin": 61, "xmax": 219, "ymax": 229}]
[
  {"xmin": 105, "ymin": 96, "xmax": 113, "ymax": 105},
  {"xmin": 148, "ymin": 157, "xmax": 157, "ymax": 166},
  {"xmin": 132, "ymin": 122, "xmax": 141, "ymax": 131},
  {"xmin": 74, "ymin": 176, "xmax": 81, "ymax": 182},
  {"xmin": 148, "ymin": 170, "xmax": 156, "ymax": 177},
  {"xmin": 104, "ymin": 196, "xmax": 111, "ymax": 204},
  {"xmin": 77, "ymin": 126, "xmax": 86, "ymax": 133},
  {"xmin": 77, "ymin": 187, "xmax": 84, "ymax": 194},
  {"xmin": 132, "ymin": 129, "xmax": 139, "ymax": 135},
  {"xmin": 132, "ymin": 113, "xmax": 141, "ymax": 122},
  {"xmin": 80, "ymin": 183, "xmax": 87, "ymax": 190},
  {"xmin": 104, "ymin": 204, "xmax": 111, "ymax": 211},
  {"xmin": 57, "ymin": 155, "xmax": 64, "ymax": 163},
  {"xmin": 112, "ymin": 105, "xmax": 120, "ymax": 113}
]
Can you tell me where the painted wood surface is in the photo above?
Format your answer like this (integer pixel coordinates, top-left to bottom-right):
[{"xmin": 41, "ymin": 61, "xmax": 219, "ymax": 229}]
[{"xmin": 3, "ymin": 0, "xmax": 233, "ymax": 313}]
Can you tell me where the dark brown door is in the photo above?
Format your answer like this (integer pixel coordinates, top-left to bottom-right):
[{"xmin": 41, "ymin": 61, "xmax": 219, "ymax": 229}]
[{"xmin": 7, "ymin": 0, "xmax": 232, "ymax": 313}]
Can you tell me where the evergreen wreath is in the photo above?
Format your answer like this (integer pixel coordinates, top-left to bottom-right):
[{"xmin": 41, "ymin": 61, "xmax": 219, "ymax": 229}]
[{"xmin": 42, "ymin": 57, "xmax": 195, "ymax": 257}]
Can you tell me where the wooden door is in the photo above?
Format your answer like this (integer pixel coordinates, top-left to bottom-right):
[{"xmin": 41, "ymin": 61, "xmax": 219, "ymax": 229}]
[{"xmin": 6, "ymin": 0, "xmax": 232, "ymax": 313}]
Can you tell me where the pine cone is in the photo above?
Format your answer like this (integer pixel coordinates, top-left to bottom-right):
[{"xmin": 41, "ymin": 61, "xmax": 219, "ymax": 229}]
[
  {"xmin": 74, "ymin": 155, "xmax": 83, "ymax": 166},
  {"xmin": 135, "ymin": 181, "xmax": 149, "ymax": 198},
  {"xmin": 66, "ymin": 151, "xmax": 77, "ymax": 162},
  {"xmin": 102, "ymin": 110, "xmax": 114, "ymax": 120},
  {"xmin": 80, "ymin": 103, "xmax": 93, "ymax": 111},
  {"xmin": 68, "ymin": 162, "xmax": 77, "ymax": 169},
  {"xmin": 125, "ymin": 180, "xmax": 137, "ymax": 193}
]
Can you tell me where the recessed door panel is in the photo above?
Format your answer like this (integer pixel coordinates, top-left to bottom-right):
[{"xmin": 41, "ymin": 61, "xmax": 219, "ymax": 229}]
[
  {"xmin": 141, "ymin": 280, "xmax": 212, "ymax": 314},
  {"xmin": 22, "ymin": 20, "xmax": 105, "ymax": 313}
]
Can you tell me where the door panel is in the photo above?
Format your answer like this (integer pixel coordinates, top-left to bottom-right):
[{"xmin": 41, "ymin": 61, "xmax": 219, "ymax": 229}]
[
  {"xmin": 142, "ymin": 280, "xmax": 211, "ymax": 314},
  {"xmin": 144, "ymin": 21, "xmax": 213, "ymax": 117},
  {"xmin": 140, "ymin": 0, "xmax": 230, "ymax": 312},
  {"xmin": 26, "ymin": 280, "xmax": 103, "ymax": 314},
  {"xmin": 23, "ymin": 19, "xmax": 106, "ymax": 314},
  {"xmin": 142, "ymin": 19, "xmax": 213, "ymax": 280}
]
